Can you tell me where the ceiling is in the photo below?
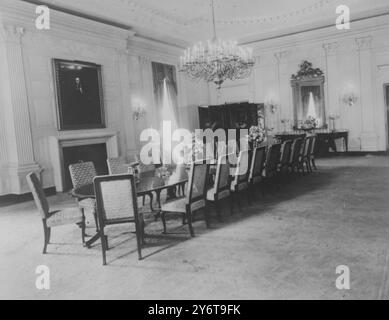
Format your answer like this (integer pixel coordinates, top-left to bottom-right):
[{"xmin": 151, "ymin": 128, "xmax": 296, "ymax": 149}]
[{"xmin": 23, "ymin": 0, "xmax": 389, "ymax": 47}]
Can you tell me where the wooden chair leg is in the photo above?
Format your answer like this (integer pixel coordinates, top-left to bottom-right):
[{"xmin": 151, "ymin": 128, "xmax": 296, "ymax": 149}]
[
  {"xmin": 47, "ymin": 227, "xmax": 51, "ymax": 244},
  {"xmin": 246, "ymin": 188, "xmax": 251, "ymax": 205},
  {"xmin": 161, "ymin": 211, "xmax": 167, "ymax": 234},
  {"xmin": 237, "ymin": 191, "xmax": 242, "ymax": 210},
  {"xmin": 42, "ymin": 222, "xmax": 50, "ymax": 254},
  {"xmin": 135, "ymin": 222, "xmax": 143, "ymax": 261},
  {"xmin": 81, "ymin": 216, "xmax": 86, "ymax": 245},
  {"xmin": 186, "ymin": 208, "xmax": 195, "ymax": 237},
  {"xmin": 100, "ymin": 227, "xmax": 107, "ymax": 266},
  {"xmin": 93, "ymin": 209, "xmax": 99, "ymax": 232},
  {"xmin": 229, "ymin": 195, "xmax": 234, "ymax": 215},
  {"xmin": 141, "ymin": 218, "xmax": 146, "ymax": 245},
  {"xmin": 312, "ymin": 158, "xmax": 317, "ymax": 170},
  {"xmin": 215, "ymin": 200, "xmax": 222, "ymax": 221},
  {"xmin": 204, "ymin": 207, "xmax": 211, "ymax": 228}
]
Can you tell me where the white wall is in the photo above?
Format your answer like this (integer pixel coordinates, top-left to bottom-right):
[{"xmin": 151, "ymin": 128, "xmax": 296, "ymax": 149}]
[
  {"xmin": 206, "ymin": 15, "xmax": 389, "ymax": 152},
  {"xmin": 0, "ymin": 0, "xmax": 184, "ymax": 195}
]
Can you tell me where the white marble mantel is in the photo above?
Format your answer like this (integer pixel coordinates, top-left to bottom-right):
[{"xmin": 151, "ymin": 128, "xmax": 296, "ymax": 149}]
[{"xmin": 49, "ymin": 130, "xmax": 119, "ymax": 192}]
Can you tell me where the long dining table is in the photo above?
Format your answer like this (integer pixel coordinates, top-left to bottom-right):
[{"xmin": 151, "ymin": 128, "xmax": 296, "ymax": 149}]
[{"xmin": 71, "ymin": 165, "xmax": 189, "ymax": 248}]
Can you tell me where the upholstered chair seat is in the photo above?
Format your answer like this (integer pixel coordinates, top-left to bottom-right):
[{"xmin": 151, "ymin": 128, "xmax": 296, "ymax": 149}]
[
  {"xmin": 161, "ymin": 197, "xmax": 187, "ymax": 213},
  {"xmin": 206, "ymin": 188, "xmax": 230, "ymax": 201},
  {"xmin": 46, "ymin": 208, "xmax": 84, "ymax": 228},
  {"xmin": 78, "ymin": 198, "xmax": 96, "ymax": 210},
  {"xmin": 230, "ymin": 180, "xmax": 249, "ymax": 192}
]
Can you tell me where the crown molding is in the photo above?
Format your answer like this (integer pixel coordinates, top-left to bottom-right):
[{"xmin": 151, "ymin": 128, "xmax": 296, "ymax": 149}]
[
  {"xmin": 249, "ymin": 13, "xmax": 389, "ymax": 55},
  {"xmin": 0, "ymin": 0, "xmax": 185, "ymax": 60},
  {"xmin": 127, "ymin": 36, "xmax": 182, "ymax": 64},
  {"xmin": 355, "ymin": 36, "xmax": 373, "ymax": 51},
  {"xmin": 0, "ymin": 0, "xmax": 134, "ymax": 49},
  {"xmin": 323, "ymin": 42, "xmax": 338, "ymax": 56}
]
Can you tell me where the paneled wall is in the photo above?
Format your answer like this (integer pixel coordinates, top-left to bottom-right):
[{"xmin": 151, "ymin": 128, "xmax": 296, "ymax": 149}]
[
  {"xmin": 204, "ymin": 15, "xmax": 389, "ymax": 152},
  {"xmin": 0, "ymin": 0, "xmax": 183, "ymax": 195}
]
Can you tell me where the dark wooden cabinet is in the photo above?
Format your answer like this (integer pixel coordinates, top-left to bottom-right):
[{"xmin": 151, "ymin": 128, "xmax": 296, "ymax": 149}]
[{"xmin": 198, "ymin": 102, "xmax": 264, "ymax": 131}]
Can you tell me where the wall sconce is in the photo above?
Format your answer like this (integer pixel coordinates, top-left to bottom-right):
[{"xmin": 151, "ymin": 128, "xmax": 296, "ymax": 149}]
[
  {"xmin": 133, "ymin": 106, "xmax": 146, "ymax": 120},
  {"xmin": 342, "ymin": 93, "xmax": 358, "ymax": 106},
  {"xmin": 265, "ymin": 100, "xmax": 279, "ymax": 114}
]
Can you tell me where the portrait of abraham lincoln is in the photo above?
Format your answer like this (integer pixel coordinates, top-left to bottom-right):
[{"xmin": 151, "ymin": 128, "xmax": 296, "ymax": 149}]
[{"xmin": 53, "ymin": 59, "xmax": 105, "ymax": 130}]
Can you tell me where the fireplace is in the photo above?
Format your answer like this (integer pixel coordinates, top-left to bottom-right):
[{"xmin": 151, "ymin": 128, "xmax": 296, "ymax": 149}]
[
  {"xmin": 62, "ymin": 144, "xmax": 108, "ymax": 191},
  {"xmin": 49, "ymin": 131, "xmax": 119, "ymax": 192}
]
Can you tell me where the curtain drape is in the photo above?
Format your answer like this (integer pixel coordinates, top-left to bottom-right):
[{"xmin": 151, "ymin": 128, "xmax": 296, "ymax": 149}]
[
  {"xmin": 152, "ymin": 62, "xmax": 179, "ymax": 164},
  {"xmin": 151, "ymin": 62, "xmax": 178, "ymax": 127}
]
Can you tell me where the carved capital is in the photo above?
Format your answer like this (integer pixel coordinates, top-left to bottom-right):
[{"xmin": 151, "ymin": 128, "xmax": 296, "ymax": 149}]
[
  {"xmin": 0, "ymin": 24, "xmax": 25, "ymax": 44},
  {"xmin": 253, "ymin": 55, "xmax": 260, "ymax": 65},
  {"xmin": 355, "ymin": 36, "xmax": 372, "ymax": 51},
  {"xmin": 139, "ymin": 55, "xmax": 151, "ymax": 65},
  {"xmin": 274, "ymin": 50, "xmax": 289, "ymax": 63},
  {"xmin": 323, "ymin": 42, "xmax": 338, "ymax": 56}
]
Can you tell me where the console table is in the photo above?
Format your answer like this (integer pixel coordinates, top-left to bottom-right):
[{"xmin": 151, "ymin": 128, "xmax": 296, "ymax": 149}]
[{"xmin": 275, "ymin": 130, "xmax": 349, "ymax": 154}]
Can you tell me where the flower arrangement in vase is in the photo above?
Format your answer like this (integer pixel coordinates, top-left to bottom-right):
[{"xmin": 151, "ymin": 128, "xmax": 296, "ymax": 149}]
[
  {"xmin": 302, "ymin": 116, "xmax": 319, "ymax": 130},
  {"xmin": 248, "ymin": 125, "xmax": 266, "ymax": 148}
]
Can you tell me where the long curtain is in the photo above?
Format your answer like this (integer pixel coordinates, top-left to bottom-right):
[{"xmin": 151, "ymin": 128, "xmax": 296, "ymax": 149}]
[
  {"xmin": 152, "ymin": 62, "xmax": 179, "ymax": 128},
  {"xmin": 152, "ymin": 62, "xmax": 179, "ymax": 163}
]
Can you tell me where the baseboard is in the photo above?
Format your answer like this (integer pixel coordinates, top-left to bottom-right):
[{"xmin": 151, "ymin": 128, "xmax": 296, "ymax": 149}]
[
  {"xmin": 319, "ymin": 151, "xmax": 389, "ymax": 158},
  {"xmin": 0, "ymin": 187, "xmax": 57, "ymax": 208}
]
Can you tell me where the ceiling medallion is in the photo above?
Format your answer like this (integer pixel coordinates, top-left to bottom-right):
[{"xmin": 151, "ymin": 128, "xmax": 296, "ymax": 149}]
[{"xmin": 178, "ymin": 0, "xmax": 255, "ymax": 89}]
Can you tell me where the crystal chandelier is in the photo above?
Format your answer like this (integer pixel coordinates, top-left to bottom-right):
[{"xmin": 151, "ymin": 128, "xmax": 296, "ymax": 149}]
[{"xmin": 179, "ymin": 0, "xmax": 255, "ymax": 89}]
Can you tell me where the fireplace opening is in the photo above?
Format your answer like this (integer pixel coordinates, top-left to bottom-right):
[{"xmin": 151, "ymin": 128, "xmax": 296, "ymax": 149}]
[{"xmin": 62, "ymin": 143, "xmax": 108, "ymax": 191}]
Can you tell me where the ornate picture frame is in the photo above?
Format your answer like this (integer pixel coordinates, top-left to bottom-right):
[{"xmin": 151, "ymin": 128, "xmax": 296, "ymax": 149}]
[
  {"xmin": 53, "ymin": 59, "xmax": 105, "ymax": 131},
  {"xmin": 291, "ymin": 61, "xmax": 326, "ymax": 129}
]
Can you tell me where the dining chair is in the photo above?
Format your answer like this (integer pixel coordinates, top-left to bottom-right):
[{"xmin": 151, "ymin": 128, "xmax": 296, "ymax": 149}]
[
  {"xmin": 69, "ymin": 161, "xmax": 98, "ymax": 229},
  {"xmin": 160, "ymin": 160, "xmax": 210, "ymax": 237},
  {"xmin": 299, "ymin": 137, "xmax": 312, "ymax": 174},
  {"xmin": 289, "ymin": 138, "xmax": 304, "ymax": 174},
  {"xmin": 230, "ymin": 149, "xmax": 250, "ymax": 208},
  {"xmin": 248, "ymin": 146, "xmax": 267, "ymax": 198},
  {"xmin": 107, "ymin": 157, "xmax": 138, "ymax": 175},
  {"xmin": 308, "ymin": 135, "xmax": 318, "ymax": 171},
  {"xmin": 107, "ymin": 157, "xmax": 151, "ymax": 206},
  {"xmin": 206, "ymin": 154, "xmax": 232, "ymax": 220},
  {"xmin": 27, "ymin": 172, "xmax": 85, "ymax": 254},
  {"xmin": 278, "ymin": 140, "xmax": 293, "ymax": 174},
  {"xmin": 94, "ymin": 174, "xmax": 144, "ymax": 265},
  {"xmin": 263, "ymin": 143, "xmax": 282, "ymax": 191}
]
